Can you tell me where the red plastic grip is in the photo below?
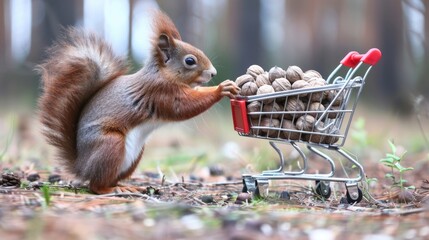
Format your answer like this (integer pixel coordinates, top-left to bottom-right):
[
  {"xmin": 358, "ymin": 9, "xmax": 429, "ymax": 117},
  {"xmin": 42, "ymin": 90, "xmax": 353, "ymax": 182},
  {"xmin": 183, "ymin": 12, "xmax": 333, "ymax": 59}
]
[
  {"xmin": 230, "ymin": 99, "xmax": 250, "ymax": 134},
  {"xmin": 340, "ymin": 51, "xmax": 360, "ymax": 68},
  {"xmin": 361, "ymin": 48, "xmax": 382, "ymax": 66},
  {"xmin": 341, "ymin": 48, "xmax": 382, "ymax": 68}
]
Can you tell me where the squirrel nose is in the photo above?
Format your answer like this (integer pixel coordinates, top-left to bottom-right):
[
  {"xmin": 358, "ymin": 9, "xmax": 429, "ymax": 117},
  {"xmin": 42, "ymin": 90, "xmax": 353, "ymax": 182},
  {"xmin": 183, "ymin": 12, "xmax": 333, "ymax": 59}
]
[{"xmin": 209, "ymin": 65, "xmax": 217, "ymax": 78}]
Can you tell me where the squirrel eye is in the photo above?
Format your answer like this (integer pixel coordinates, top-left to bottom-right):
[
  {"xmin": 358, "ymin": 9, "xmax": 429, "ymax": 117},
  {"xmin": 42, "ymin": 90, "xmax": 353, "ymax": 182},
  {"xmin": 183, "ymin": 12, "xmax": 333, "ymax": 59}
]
[
  {"xmin": 183, "ymin": 54, "xmax": 198, "ymax": 69},
  {"xmin": 185, "ymin": 57, "xmax": 196, "ymax": 65}
]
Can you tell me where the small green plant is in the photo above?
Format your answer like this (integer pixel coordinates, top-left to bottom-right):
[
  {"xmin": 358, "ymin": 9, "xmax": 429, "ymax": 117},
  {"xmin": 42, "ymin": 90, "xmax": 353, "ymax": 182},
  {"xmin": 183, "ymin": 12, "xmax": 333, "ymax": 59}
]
[
  {"xmin": 41, "ymin": 184, "xmax": 52, "ymax": 207},
  {"xmin": 365, "ymin": 177, "xmax": 378, "ymax": 185},
  {"xmin": 380, "ymin": 140, "xmax": 415, "ymax": 190}
]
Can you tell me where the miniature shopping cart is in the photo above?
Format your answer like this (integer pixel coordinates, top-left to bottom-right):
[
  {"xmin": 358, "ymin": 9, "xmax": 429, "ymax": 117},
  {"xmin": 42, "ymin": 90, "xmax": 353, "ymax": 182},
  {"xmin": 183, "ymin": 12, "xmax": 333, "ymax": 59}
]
[{"xmin": 230, "ymin": 49, "xmax": 382, "ymax": 204}]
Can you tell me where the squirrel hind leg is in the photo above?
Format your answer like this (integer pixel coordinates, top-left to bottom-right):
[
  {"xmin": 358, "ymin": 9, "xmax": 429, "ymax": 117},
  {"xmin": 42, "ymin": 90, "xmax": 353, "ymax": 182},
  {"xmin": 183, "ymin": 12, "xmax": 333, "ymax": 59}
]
[
  {"xmin": 84, "ymin": 133, "xmax": 144, "ymax": 195},
  {"xmin": 81, "ymin": 132, "xmax": 125, "ymax": 194}
]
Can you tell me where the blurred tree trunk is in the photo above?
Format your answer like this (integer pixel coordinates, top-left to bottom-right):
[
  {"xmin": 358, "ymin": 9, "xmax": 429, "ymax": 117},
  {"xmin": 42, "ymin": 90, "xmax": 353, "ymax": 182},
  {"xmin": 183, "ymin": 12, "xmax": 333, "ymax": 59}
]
[
  {"xmin": 308, "ymin": 0, "xmax": 343, "ymax": 74},
  {"xmin": 422, "ymin": 1, "xmax": 429, "ymax": 97},
  {"xmin": 0, "ymin": 1, "xmax": 5, "ymax": 68},
  {"xmin": 29, "ymin": 0, "xmax": 83, "ymax": 63},
  {"xmin": 157, "ymin": 0, "xmax": 190, "ymax": 40},
  {"xmin": 231, "ymin": 0, "xmax": 262, "ymax": 76},
  {"xmin": 375, "ymin": 0, "xmax": 407, "ymax": 110}
]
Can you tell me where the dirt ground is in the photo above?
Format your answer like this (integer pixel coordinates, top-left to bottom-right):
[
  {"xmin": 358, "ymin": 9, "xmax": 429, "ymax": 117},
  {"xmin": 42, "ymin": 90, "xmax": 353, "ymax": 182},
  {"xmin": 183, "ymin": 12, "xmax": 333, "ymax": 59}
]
[{"xmin": 0, "ymin": 104, "xmax": 429, "ymax": 240}]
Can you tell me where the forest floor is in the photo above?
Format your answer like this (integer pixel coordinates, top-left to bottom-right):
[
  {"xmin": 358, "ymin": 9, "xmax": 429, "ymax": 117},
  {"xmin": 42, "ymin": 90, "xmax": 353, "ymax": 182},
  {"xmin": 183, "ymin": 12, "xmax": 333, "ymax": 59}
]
[{"xmin": 0, "ymin": 103, "xmax": 429, "ymax": 240}]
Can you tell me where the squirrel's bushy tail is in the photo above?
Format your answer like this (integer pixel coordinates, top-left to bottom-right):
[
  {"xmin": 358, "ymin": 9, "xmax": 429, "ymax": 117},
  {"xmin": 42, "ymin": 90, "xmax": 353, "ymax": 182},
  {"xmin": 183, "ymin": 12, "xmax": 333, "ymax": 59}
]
[{"xmin": 37, "ymin": 28, "xmax": 128, "ymax": 173}]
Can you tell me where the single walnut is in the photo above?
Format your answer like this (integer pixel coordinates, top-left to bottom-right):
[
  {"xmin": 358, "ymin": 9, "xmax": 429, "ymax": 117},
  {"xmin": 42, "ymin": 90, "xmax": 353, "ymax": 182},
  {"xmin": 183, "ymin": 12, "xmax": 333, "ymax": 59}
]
[
  {"xmin": 291, "ymin": 80, "xmax": 309, "ymax": 97},
  {"xmin": 322, "ymin": 127, "xmax": 340, "ymax": 145},
  {"xmin": 281, "ymin": 120, "xmax": 300, "ymax": 140},
  {"xmin": 285, "ymin": 98, "xmax": 305, "ymax": 119},
  {"xmin": 308, "ymin": 102, "xmax": 325, "ymax": 118},
  {"xmin": 249, "ymin": 118, "xmax": 261, "ymax": 135},
  {"xmin": 307, "ymin": 79, "xmax": 327, "ymax": 102},
  {"xmin": 308, "ymin": 78, "xmax": 327, "ymax": 86},
  {"xmin": 301, "ymin": 120, "xmax": 328, "ymax": 143},
  {"xmin": 263, "ymin": 102, "xmax": 282, "ymax": 119},
  {"xmin": 324, "ymin": 105, "xmax": 341, "ymax": 119},
  {"xmin": 308, "ymin": 91, "xmax": 324, "ymax": 102},
  {"xmin": 268, "ymin": 66, "xmax": 286, "ymax": 83},
  {"xmin": 285, "ymin": 65, "xmax": 304, "ymax": 83},
  {"xmin": 257, "ymin": 84, "xmax": 275, "ymax": 103},
  {"xmin": 286, "ymin": 97, "xmax": 305, "ymax": 112},
  {"xmin": 272, "ymin": 78, "xmax": 291, "ymax": 92},
  {"xmin": 255, "ymin": 72, "xmax": 270, "ymax": 87},
  {"xmin": 240, "ymin": 82, "xmax": 258, "ymax": 96},
  {"xmin": 235, "ymin": 74, "xmax": 254, "ymax": 88},
  {"xmin": 247, "ymin": 101, "xmax": 261, "ymax": 113},
  {"xmin": 326, "ymin": 89, "xmax": 345, "ymax": 106},
  {"xmin": 259, "ymin": 118, "xmax": 280, "ymax": 137},
  {"xmin": 296, "ymin": 115, "xmax": 315, "ymax": 131},
  {"xmin": 303, "ymin": 70, "xmax": 322, "ymax": 82},
  {"xmin": 246, "ymin": 65, "xmax": 265, "ymax": 79},
  {"xmin": 302, "ymin": 132, "xmax": 325, "ymax": 143},
  {"xmin": 291, "ymin": 80, "xmax": 310, "ymax": 90},
  {"xmin": 247, "ymin": 101, "xmax": 262, "ymax": 119}
]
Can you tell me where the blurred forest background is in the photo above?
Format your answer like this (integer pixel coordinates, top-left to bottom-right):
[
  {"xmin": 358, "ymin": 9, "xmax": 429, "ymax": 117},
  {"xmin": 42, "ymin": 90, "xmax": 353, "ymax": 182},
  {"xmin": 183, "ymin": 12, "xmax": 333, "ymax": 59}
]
[{"xmin": 0, "ymin": 0, "xmax": 428, "ymax": 114}]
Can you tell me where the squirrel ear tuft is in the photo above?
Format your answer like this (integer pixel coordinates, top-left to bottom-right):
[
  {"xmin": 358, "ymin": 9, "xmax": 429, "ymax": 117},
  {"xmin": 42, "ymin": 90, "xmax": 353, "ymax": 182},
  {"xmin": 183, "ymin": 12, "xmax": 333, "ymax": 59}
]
[
  {"xmin": 158, "ymin": 34, "xmax": 172, "ymax": 63},
  {"xmin": 152, "ymin": 10, "xmax": 182, "ymax": 41}
]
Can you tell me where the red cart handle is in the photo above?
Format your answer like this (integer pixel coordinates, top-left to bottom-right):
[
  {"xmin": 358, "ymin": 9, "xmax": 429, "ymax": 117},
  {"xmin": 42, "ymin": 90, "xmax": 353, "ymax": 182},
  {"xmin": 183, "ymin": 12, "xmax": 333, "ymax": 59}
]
[{"xmin": 340, "ymin": 48, "xmax": 382, "ymax": 68}]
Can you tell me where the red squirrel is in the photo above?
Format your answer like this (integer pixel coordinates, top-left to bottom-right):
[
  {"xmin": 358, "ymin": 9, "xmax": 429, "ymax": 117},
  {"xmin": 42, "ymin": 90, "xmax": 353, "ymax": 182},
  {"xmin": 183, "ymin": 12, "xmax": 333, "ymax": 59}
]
[{"xmin": 37, "ymin": 11, "xmax": 239, "ymax": 194}]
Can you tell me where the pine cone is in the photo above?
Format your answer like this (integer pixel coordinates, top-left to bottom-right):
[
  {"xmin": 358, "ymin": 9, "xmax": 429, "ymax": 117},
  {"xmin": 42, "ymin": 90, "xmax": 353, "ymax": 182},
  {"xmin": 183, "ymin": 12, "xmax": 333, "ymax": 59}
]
[{"xmin": 1, "ymin": 172, "xmax": 21, "ymax": 187}]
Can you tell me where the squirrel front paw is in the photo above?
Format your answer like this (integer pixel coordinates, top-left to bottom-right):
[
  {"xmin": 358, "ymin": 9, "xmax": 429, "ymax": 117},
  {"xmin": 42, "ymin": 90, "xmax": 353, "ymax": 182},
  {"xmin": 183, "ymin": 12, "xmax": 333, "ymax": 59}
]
[{"xmin": 218, "ymin": 80, "xmax": 240, "ymax": 98}]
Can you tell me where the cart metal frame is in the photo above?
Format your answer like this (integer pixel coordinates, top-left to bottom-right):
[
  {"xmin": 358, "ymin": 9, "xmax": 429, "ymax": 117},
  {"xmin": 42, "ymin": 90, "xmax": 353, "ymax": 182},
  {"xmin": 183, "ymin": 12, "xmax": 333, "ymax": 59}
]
[{"xmin": 230, "ymin": 49, "xmax": 382, "ymax": 204}]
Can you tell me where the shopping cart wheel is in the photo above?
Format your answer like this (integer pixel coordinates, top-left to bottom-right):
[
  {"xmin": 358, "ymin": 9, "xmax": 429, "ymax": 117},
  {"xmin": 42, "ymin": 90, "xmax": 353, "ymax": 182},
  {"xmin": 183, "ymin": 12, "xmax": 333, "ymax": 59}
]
[
  {"xmin": 255, "ymin": 179, "xmax": 269, "ymax": 198},
  {"xmin": 345, "ymin": 186, "xmax": 363, "ymax": 204},
  {"xmin": 242, "ymin": 175, "xmax": 257, "ymax": 193},
  {"xmin": 315, "ymin": 180, "xmax": 331, "ymax": 199}
]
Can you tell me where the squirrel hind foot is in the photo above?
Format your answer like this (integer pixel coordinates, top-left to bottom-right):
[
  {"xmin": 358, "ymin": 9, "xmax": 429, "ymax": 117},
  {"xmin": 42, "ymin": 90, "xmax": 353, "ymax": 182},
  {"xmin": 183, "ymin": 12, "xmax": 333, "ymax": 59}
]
[{"xmin": 89, "ymin": 184, "xmax": 145, "ymax": 195}]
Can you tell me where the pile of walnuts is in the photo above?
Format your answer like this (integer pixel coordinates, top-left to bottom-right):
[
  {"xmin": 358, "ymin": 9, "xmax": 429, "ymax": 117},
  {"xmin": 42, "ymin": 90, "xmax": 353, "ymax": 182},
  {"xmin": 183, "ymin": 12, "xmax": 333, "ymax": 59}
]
[{"xmin": 235, "ymin": 65, "xmax": 343, "ymax": 144}]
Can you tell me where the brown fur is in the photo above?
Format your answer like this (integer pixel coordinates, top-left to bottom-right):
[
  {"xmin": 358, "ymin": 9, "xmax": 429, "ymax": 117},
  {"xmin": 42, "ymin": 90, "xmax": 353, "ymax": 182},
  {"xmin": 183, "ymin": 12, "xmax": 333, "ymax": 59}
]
[
  {"xmin": 37, "ymin": 11, "xmax": 239, "ymax": 194},
  {"xmin": 37, "ymin": 28, "xmax": 128, "ymax": 174}
]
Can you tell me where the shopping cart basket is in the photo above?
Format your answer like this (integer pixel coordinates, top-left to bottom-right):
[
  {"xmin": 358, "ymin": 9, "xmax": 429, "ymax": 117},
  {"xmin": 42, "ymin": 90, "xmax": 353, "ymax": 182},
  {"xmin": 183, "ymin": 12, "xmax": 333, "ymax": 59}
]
[{"xmin": 230, "ymin": 49, "xmax": 382, "ymax": 204}]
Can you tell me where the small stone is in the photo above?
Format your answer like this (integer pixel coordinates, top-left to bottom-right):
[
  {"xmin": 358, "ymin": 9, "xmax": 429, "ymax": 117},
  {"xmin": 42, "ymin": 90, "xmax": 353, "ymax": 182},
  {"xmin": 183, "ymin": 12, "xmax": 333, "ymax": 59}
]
[
  {"xmin": 48, "ymin": 174, "xmax": 61, "ymax": 183},
  {"xmin": 236, "ymin": 192, "xmax": 252, "ymax": 203},
  {"xmin": 279, "ymin": 191, "xmax": 290, "ymax": 200},
  {"xmin": 27, "ymin": 173, "xmax": 40, "ymax": 182},
  {"xmin": 340, "ymin": 197, "xmax": 349, "ymax": 204},
  {"xmin": 209, "ymin": 165, "xmax": 224, "ymax": 176},
  {"xmin": 200, "ymin": 195, "xmax": 214, "ymax": 204}
]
